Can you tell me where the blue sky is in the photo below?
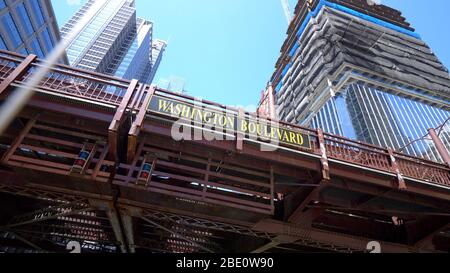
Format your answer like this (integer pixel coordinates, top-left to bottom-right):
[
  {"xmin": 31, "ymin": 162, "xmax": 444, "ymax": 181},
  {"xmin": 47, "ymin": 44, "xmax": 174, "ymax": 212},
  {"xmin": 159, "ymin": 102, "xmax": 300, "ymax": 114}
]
[{"xmin": 51, "ymin": 0, "xmax": 450, "ymax": 107}]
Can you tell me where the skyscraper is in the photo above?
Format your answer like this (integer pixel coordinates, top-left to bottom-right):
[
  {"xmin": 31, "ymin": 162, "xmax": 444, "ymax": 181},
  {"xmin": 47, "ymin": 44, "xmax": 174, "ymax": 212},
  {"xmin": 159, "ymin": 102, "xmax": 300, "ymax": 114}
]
[
  {"xmin": 0, "ymin": 0, "xmax": 66, "ymax": 62},
  {"xmin": 114, "ymin": 18, "xmax": 153, "ymax": 82},
  {"xmin": 146, "ymin": 39, "xmax": 167, "ymax": 84},
  {"xmin": 263, "ymin": 0, "xmax": 450, "ymax": 162},
  {"xmin": 61, "ymin": 0, "xmax": 165, "ymax": 84}
]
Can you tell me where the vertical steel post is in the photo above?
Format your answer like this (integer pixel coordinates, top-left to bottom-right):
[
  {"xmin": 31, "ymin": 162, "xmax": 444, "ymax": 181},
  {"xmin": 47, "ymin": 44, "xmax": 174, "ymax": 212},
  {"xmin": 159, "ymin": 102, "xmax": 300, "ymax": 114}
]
[
  {"xmin": 0, "ymin": 54, "xmax": 36, "ymax": 95},
  {"xmin": 108, "ymin": 79, "xmax": 139, "ymax": 161},
  {"xmin": 429, "ymin": 128, "xmax": 450, "ymax": 168},
  {"xmin": 1, "ymin": 114, "xmax": 39, "ymax": 163},
  {"xmin": 317, "ymin": 128, "xmax": 330, "ymax": 181},
  {"xmin": 387, "ymin": 148, "xmax": 406, "ymax": 190},
  {"xmin": 270, "ymin": 166, "xmax": 275, "ymax": 215},
  {"xmin": 236, "ymin": 108, "xmax": 245, "ymax": 152},
  {"xmin": 127, "ymin": 85, "xmax": 154, "ymax": 163}
]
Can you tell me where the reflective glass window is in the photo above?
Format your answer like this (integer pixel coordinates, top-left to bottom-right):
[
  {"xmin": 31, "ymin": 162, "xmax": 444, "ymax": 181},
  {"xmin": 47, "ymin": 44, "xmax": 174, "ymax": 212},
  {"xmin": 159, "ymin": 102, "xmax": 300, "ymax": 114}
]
[
  {"xmin": 41, "ymin": 28, "xmax": 53, "ymax": 52},
  {"xmin": 29, "ymin": 0, "xmax": 45, "ymax": 27},
  {"xmin": 1, "ymin": 13, "xmax": 23, "ymax": 48},
  {"xmin": 30, "ymin": 38, "xmax": 44, "ymax": 58},
  {"xmin": 16, "ymin": 3, "xmax": 34, "ymax": 36},
  {"xmin": 0, "ymin": 34, "xmax": 7, "ymax": 50},
  {"xmin": 19, "ymin": 47, "xmax": 28, "ymax": 55}
]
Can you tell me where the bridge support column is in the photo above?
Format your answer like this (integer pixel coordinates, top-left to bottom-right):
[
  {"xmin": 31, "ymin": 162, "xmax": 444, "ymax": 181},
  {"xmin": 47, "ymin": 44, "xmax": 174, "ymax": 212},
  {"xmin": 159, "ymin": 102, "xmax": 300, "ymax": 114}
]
[
  {"xmin": 90, "ymin": 200, "xmax": 138, "ymax": 253},
  {"xmin": 286, "ymin": 130, "xmax": 331, "ymax": 225},
  {"xmin": 0, "ymin": 54, "xmax": 36, "ymax": 95},
  {"xmin": 429, "ymin": 128, "xmax": 450, "ymax": 168},
  {"xmin": 108, "ymin": 79, "xmax": 139, "ymax": 161},
  {"xmin": 127, "ymin": 85, "xmax": 154, "ymax": 163}
]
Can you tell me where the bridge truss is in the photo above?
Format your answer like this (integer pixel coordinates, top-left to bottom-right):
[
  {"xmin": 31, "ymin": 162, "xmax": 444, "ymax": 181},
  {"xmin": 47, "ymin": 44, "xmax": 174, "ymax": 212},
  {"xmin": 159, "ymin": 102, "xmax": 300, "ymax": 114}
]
[{"xmin": 0, "ymin": 50, "xmax": 449, "ymax": 253}]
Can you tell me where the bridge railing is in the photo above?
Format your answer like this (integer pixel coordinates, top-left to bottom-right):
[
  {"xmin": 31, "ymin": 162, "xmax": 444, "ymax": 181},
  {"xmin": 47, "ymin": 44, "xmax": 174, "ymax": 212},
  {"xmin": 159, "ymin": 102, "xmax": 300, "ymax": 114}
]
[
  {"xmin": 321, "ymin": 132, "xmax": 450, "ymax": 186},
  {"xmin": 0, "ymin": 51, "xmax": 449, "ymax": 190},
  {"xmin": 148, "ymin": 87, "xmax": 450, "ymax": 188},
  {"xmin": 394, "ymin": 152, "xmax": 450, "ymax": 186},
  {"xmin": 0, "ymin": 52, "xmax": 20, "ymax": 81},
  {"xmin": 0, "ymin": 50, "xmax": 133, "ymax": 107}
]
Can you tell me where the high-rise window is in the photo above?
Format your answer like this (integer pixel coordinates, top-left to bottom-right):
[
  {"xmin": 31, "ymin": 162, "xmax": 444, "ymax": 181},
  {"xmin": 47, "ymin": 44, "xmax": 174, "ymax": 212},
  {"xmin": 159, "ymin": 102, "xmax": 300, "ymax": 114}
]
[
  {"xmin": 16, "ymin": 3, "xmax": 35, "ymax": 36},
  {"xmin": 30, "ymin": 38, "xmax": 44, "ymax": 58},
  {"xmin": 19, "ymin": 47, "xmax": 28, "ymax": 55},
  {"xmin": 41, "ymin": 28, "xmax": 54, "ymax": 52},
  {"xmin": 0, "ymin": 0, "xmax": 6, "ymax": 9},
  {"xmin": 1, "ymin": 13, "xmax": 22, "ymax": 48},
  {"xmin": 0, "ymin": 34, "xmax": 7, "ymax": 50},
  {"xmin": 29, "ymin": 0, "xmax": 45, "ymax": 27}
]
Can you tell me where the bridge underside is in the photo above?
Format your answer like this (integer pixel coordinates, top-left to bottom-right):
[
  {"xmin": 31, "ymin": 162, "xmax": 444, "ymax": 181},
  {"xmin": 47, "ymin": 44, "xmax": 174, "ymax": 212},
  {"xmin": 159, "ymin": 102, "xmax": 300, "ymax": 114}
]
[{"xmin": 0, "ymin": 50, "xmax": 449, "ymax": 253}]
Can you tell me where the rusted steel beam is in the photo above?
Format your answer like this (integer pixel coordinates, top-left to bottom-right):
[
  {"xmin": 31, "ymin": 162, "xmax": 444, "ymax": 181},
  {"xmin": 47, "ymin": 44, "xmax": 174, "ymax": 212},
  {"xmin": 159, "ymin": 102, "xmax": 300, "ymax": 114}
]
[
  {"xmin": 317, "ymin": 128, "xmax": 330, "ymax": 181},
  {"xmin": 19, "ymin": 107, "xmax": 111, "ymax": 137},
  {"xmin": 329, "ymin": 166, "xmax": 450, "ymax": 201},
  {"xmin": 152, "ymin": 160, "xmax": 270, "ymax": 189},
  {"xmin": 91, "ymin": 144, "xmax": 109, "ymax": 180},
  {"xmin": 270, "ymin": 166, "xmax": 275, "ymax": 214},
  {"xmin": 252, "ymin": 219, "xmax": 420, "ymax": 253},
  {"xmin": 288, "ymin": 186, "xmax": 322, "ymax": 224},
  {"xmin": 127, "ymin": 85, "xmax": 153, "ymax": 163},
  {"xmin": 1, "ymin": 114, "xmax": 39, "ymax": 163},
  {"xmin": 141, "ymin": 216, "xmax": 214, "ymax": 253},
  {"xmin": 414, "ymin": 222, "xmax": 449, "ymax": 251},
  {"xmin": 312, "ymin": 211, "xmax": 404, "ymax": 241},
  {"xmin": 144, "ymin": 121, "xmax": 450, "ymax": 198},
  {"xmin": 27, "ymin": 98, "xmax": 114, "ymax": 123},
  {"xmin": 251, "ymin": 235, "xmax": 298, "ymax": 253},
  {"xmin": 141, "ymin": 209, "xmax": 266, "ymax": 237},
  {"xmin": 429, "ymin": 128, "xmax": 450, "ymax": 168},
  {"xmin": 141, "ymin": 137, "xmax": 274, "ymax": 176},
  {"xmin": 388, "ymin": 148, "xmax": 406, "ymax": 190},
  {"xmin": 0, "ymin": 230, "xmax": 46, "ymax": 252},
  {"xmin": 108, "ymin": 79, "xmax": 139, "ymax": 161},
  {"xmin": 142, "ymin": 122, "xmax": 320, "ymax": 171},
  {"xmin": 0, "ymin": 54, "xmax": 36, "ymax": 95},
  {"xmin": 4, "ymin": 202, "xmax": 91, "ymax": 229},
  {"xmin": 32, "ymin": 124, "xmax": 105, "ymax": 142},
  {"xmin": 115, "ymin": 180, "xmax": 273, "ymax": 215},
  {"xmin": 90, "ymin": 200, "xmax": 131, "ymax": 253},
  {"xmin": 202, "ymin": 158, "xmax": 211, "ymax": 201},
  {"xmin": 125, "ymin": 142, "xmax": 144, "ymax": 184},
  {"xmin": 236, "ymin": 109, "xmax": 245, "ymax": 152}
]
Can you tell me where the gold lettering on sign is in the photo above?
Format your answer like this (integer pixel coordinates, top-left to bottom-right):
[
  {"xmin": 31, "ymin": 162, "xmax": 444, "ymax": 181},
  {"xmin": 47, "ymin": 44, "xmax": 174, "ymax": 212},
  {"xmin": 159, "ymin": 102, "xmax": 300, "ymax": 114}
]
[{"xmin": 150, "ymin": 96, "xmax": 310, "ymax": 149}]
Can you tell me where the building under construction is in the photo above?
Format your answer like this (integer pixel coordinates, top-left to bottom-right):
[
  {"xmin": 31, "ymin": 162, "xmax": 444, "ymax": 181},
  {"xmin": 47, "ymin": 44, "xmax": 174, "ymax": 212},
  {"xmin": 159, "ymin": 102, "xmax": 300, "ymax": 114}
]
[
  {"xmin": 0, "ymin": 0, "xmax": 449, "ymax": 253},
  {"xmin": 261, "ymin": 0, "xmax": 450, "ymax": 163}
]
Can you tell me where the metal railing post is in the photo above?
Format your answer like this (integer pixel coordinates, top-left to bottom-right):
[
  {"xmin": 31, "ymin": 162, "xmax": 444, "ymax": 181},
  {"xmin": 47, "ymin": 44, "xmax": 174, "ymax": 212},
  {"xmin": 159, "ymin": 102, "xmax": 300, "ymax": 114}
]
[
  {"xmin": 387, "ymin": 148, "xmax": 406, "ymax": 190},
  {"xmin": 127, "ymin": 85, "xmax": 154, "ymax": 163},
  {"xmin": 236, "ymin": 108, "xmax": 245, "ymax": 152},
  {"xmin": 429, "ymin": 128, "xmax": 450, "ymax": 168},
  {"xmin": 0, "ymin": 54, "xmax": 36, "ymax": 95},
  {"xmin": 108, "ymin": 79, "xmax": 139, "ymax": 161},
  {"xmin": 317, "ymin": 128, "xmax": 330, "ymax": 181}
]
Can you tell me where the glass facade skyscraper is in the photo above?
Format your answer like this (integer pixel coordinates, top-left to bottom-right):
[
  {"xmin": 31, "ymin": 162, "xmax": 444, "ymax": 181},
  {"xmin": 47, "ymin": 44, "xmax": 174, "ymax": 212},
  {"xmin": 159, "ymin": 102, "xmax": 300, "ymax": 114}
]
[
  {"xmin": 0, "ymin": 0, "xmax": 66, "ymax": 62},
  {"xmin": 146, "ymin": 39, "xmax": 167, "ymax": 84},
  {"xmin": 114, "ymin": 18, "xmax": 152, "ymax": 81},
  {"xmin": 265, "ymin": 0, "xmax": 450, "ymax": 162},
  {"xmin": 61, "ymin": 0, "xmax": 165, "ymax": 84}
]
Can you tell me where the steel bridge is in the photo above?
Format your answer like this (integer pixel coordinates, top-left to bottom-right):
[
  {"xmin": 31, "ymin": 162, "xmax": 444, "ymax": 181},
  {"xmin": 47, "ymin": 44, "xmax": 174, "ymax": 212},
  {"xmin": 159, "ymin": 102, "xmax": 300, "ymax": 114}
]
[{"xmin": 0, "ymin": 50, "xmax": 449, "ymax": 253}]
